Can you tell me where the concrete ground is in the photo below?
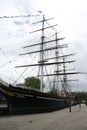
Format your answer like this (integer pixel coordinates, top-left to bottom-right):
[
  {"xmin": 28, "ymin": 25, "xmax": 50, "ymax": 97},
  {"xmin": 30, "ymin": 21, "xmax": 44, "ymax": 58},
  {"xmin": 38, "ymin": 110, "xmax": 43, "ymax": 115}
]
[{"xmin": 0, "ymin": 104, "xmax": 87, "ymax": 130}]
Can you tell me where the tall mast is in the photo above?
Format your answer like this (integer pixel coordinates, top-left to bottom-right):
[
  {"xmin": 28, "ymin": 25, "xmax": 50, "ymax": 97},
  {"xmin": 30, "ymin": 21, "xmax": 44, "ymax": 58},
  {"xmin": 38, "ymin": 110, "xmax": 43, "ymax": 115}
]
[
  {"xmin": 55, "ymin": 31, "xmax": 59, "ymax": 91},
  {"xmin": 40, "ymin": 15, "xmax": 45, "ymax": 91},
  {"xmin": 62, "ymin": 56, "xmax": 69, "ymax": 95},
  {"xmin": 17, "ymin": 15, "xmax": 58, "ymax": 92},
  {"xmin": 15, "ymin": 13, "xmax": 79, "ymax": 95}
]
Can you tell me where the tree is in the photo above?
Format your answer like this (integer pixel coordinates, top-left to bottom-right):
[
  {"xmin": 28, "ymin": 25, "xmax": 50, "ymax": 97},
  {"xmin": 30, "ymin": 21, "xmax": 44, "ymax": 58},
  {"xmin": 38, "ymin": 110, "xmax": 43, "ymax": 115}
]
[
  {"xmin": 24, "ymin": 76, "xmax": 40, "ymax": 90},
  {"xmin": 74, "ymin": 92, "xmax": 87, "ymax": 101},
  {"xmin": 48, "ymin": 88, "xmax": 57, "ymax": 95}
]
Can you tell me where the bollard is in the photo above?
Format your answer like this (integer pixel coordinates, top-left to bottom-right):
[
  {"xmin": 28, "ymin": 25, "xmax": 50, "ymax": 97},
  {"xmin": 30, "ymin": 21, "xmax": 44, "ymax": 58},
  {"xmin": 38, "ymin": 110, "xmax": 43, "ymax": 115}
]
[
  {"xmin": 69, "ymin": 101, "xmax": 71, "ymax": 112},
  {"xmin": 79, "ymin": 103, "xmax": 81, "ymax": 108},
  {"xmin": 8, "ymin": 103, "xmax": 13, "ymax": 115}
]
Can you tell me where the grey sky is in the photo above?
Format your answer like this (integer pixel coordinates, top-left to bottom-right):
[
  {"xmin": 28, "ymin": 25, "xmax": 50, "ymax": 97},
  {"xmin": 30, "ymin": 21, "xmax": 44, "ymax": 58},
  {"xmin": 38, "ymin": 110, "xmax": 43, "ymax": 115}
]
[{"xmin": 0, "ymin": 0, "xmax": 87, "ymax": 91}]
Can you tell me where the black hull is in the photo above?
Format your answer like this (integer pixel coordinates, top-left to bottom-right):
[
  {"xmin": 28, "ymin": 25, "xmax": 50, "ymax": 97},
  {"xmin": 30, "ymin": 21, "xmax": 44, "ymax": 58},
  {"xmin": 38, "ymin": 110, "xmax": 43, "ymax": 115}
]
[
  {"xmin": 7, "ymin": 95, "xmax": 70, "ymax": 114},
  {"xmin": 0, "ymin": 83, "xmax": 72, "ymax": 114}
]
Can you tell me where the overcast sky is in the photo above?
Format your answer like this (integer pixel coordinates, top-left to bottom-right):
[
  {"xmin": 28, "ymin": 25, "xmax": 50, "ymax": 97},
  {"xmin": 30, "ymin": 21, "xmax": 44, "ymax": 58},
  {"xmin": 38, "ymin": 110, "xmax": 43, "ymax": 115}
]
[{"xmin": 0, "ymin": 0, "xmax": 87, "ymax": 91}]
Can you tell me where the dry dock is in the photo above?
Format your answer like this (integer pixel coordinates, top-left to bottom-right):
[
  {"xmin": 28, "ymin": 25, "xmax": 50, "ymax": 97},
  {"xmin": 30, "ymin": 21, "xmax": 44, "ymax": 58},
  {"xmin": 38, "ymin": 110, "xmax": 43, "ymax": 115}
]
[{"xmin": 0, "ymin": 104, "xmax": 87, "ymax": 130}]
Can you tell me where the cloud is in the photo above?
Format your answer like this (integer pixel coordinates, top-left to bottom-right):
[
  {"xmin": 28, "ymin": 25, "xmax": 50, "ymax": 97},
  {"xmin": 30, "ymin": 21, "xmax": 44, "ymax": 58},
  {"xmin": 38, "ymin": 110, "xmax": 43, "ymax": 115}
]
[
  {"xmin": 13, "ymin": 21, "xmax": 25, "ymax": 26},
  {"xmin": 13, "ymin": 19, "xmax": 30, "ymax": 26}
]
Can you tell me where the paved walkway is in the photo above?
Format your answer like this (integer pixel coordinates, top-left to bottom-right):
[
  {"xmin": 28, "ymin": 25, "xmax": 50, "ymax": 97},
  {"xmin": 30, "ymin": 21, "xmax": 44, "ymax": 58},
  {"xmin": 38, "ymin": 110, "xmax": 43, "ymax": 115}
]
[{"xmin": 0, "ymin": 104, "xmax": 87, "ymax": 130}]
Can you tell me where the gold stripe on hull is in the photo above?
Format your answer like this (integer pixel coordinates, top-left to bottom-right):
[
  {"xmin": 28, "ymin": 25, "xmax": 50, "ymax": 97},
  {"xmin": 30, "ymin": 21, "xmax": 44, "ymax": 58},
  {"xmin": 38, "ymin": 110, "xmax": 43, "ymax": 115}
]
[{"xmin": 0, "ymin": 87, "xmax": 25, "ymax": 98}]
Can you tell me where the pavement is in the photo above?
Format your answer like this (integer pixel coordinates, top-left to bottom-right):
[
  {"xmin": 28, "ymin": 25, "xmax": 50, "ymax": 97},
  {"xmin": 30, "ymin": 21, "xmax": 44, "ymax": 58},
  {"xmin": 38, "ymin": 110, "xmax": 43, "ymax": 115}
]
[{"xmin": 0, "ymin": 104, "xmax": 87, "ymax": 130}]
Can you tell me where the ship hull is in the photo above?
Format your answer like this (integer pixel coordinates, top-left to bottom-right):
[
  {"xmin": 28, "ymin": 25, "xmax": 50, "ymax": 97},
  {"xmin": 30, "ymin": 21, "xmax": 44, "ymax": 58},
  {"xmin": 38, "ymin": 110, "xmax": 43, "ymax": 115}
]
[
  {"xmin": 0, "ymin": 83, "xmax": 71, "ymax": 114},
  {"xmin": 7, "ymin": 95, "xmax": 70, "ymax": 114}
]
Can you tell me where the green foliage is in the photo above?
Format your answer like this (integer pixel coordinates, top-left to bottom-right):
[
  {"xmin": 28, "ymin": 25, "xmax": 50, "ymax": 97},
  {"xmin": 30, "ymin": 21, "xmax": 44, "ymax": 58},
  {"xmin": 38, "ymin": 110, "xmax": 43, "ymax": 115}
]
[
  {"xmin": 24, "ymin": 76, "xmax": 40, "ymax": 90},
  {"xmin": 74, "ymin": 92, "xmax": 87, "ymax": 101},
  {"xmin": 47, "ymin": 88, "xmax": 57, "ymax": 95}
]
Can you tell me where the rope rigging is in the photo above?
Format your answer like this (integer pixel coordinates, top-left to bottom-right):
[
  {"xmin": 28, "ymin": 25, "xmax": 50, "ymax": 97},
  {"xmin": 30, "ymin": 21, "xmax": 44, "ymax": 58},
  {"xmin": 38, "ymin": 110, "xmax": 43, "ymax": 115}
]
[
  {"xmin": 13, "ymin": 55, "xmax": 37, "ymax": 84},
  {"xmin": 0, "ymin": 55, "xmax": 20, "ymax": 68},
  {"xmin": 0, "ymin": 13, "xmax": 54, "ymax": 87},
  {"xmin": 0, "ymin": 14, "xmax": 39, "ymax": 19}
]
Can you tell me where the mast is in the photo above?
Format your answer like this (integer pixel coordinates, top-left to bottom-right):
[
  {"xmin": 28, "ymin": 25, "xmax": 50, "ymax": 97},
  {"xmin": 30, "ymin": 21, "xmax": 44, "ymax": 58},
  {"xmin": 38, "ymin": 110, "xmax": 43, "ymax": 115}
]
[
  {"xmin": 16, "ymin": 13, "xmax": 79, "ymax": 95},
  {"xmin": 17, "ymin": 14, "xmax": 58, "ymax": 92},
  {"xmin": 40, "ymin": 15, "xmax": 45, "ymax": 91},
  {"xmin": 55, "ymin": 31, "xmax": 59, "ymax": 91},
  {"xmin": 62, "ymin": 56, "xmax": 69, "ymax": 95}
]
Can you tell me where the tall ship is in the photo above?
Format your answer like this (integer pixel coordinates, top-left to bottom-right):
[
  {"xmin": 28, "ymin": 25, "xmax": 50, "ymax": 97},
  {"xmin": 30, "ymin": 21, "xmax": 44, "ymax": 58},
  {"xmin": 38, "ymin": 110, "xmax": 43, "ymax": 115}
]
[{"xmin": 0, "ymin": 13, "xmax": 78, "ymax": 114}]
